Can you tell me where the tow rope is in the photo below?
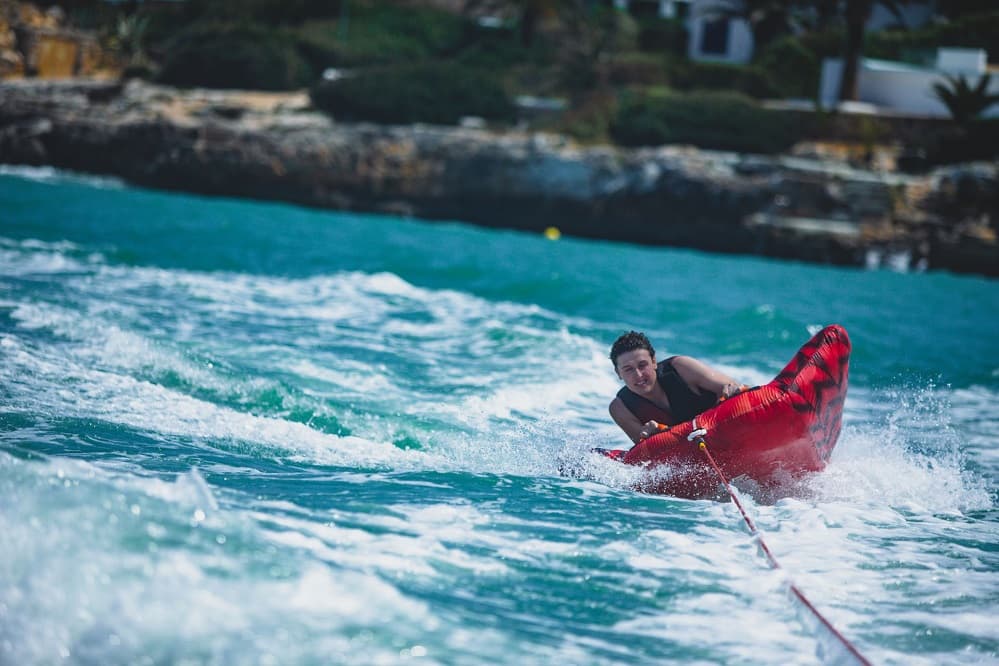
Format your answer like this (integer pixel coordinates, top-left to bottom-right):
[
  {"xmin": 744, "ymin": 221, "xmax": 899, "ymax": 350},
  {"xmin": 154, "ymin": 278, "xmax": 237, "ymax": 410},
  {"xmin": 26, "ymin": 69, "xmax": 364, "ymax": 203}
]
[{"xmin": 687, "ymin": 425, "xmax": 872, "ymax": 666}]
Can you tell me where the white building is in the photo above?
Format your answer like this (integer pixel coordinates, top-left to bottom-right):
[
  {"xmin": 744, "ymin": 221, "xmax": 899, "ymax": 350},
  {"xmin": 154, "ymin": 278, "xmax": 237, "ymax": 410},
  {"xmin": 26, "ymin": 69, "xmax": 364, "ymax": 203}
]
[
  {"xmin": 644, "ymin": 0, "xmax": 939, "ymax": 65},
  {"xmin": 686, "ymin": 2, "xmax": 752, "ymax": 63},
  {"xmin": 819, "ymin": 48, "xmax": 999, "ymax": 117}
]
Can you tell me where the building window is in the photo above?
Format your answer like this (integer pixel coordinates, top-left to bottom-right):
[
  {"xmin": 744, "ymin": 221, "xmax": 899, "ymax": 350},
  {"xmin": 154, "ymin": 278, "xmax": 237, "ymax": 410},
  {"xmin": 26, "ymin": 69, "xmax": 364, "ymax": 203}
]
[{"xmin": 701, "ymin": 18, "xmax": 729, "ymax": 56}]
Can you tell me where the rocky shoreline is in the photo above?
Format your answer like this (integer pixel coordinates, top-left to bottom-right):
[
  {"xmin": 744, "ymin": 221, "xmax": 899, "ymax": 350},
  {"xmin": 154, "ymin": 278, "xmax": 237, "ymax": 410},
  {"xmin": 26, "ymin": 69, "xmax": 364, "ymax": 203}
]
[{"xmin": 1, "ymin": 78, "xmax": 996, "ymax": 276}]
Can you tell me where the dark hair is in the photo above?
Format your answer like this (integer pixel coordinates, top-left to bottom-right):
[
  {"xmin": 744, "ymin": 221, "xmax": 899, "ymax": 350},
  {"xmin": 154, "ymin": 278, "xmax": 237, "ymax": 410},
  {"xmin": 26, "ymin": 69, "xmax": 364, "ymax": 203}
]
[{"xmin": 610, "ymin": 331, "xmax": 655, "ymax": 367}]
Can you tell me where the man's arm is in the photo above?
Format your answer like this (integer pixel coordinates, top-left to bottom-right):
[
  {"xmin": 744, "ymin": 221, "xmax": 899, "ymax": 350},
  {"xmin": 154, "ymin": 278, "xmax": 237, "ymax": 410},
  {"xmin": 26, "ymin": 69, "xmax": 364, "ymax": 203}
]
[
  {"xmin": 609, "ymin": 397, "xmax": 662, "ymax": 445},
  {"xmin": 670, "ymin": 356, "xmax": 743, "ymax": 400}
]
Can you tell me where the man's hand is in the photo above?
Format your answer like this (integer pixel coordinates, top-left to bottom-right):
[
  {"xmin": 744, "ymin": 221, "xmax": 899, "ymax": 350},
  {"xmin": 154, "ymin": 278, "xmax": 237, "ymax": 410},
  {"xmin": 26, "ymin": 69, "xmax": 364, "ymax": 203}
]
[
  {"xmin": 639, "ymin": 420, "xmax": 665, "ymax": 440},
  {"xmin": 720, "ymin": 383, "xmax": 748, "ymax": 400}
]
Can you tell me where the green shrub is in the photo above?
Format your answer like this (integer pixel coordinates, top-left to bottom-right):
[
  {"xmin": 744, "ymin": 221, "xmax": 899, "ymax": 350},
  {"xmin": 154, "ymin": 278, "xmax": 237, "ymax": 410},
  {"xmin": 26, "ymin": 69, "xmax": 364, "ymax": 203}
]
[
  {"xmin": 178, "ymin": 0, "xmax": 341, "ymax": 25},
  {"xmin": 636, "ymin": 17, "xmax": 688, "ymax": 57},
  {"xmin": 790, "ymin": 14, "xmax": 999, "ymax": 75},
  {"xmin": 610, "ymin": 88, "xmax": 800, "ymax": 153},
  {"xmin": 555, "ymin": 91, "xmax": 617, "ymax": 143},
  {"xmin": 797, "ymin": 29, "xmax": 846, "ymax": 62},
  {"xmin": 293, "ymin": 5, "xmax": 466, "ymax": 70},
  {"xmin": 157, "ymin": 23, "xmax": 313, "ymax": 90},
  {"xmin": 310, "ymin": 62, "xmax": 516, "ymax": 126},
  {"xmin": 864, "ymin": 30, "xmax": 936, "ymax": 67},
  {"xmin": 606, "ymin": 52, "xmax": 669, "ymax": 86},
  {"xmin": 867, "ymin": 11, "xmax": 999, "ymax": 63},
  {"xmin": 453, "ymin": 21, "xmax": 553, "ymax": 72},
  {"xmin": 121, "ymin": 61, "xmax": 158, "ymax": 81},
  {"xmin": 756, "ymin": 36, "xmax": 819, "ymax": 99},
  {"xmin": 916, "ymin": 118, "xmax": 999, "ymax": 166},
  {"xmin": 608, "ymin": 10, "xmax": 641, "ymax": 55},
  {"xmin": 666, "ymin": 60, "xmax": 780, "ymax": 99},
  {"xmin": 294, "ymin": 20, "xmax": 374, "ymax": 70}
]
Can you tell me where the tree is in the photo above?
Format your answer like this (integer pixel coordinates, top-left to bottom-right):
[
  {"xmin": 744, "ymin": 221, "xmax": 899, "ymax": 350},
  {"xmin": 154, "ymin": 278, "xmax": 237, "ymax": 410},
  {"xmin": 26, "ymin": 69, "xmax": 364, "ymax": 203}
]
[
  {"xmin": 465, "ymin": 0, "xmax": 634, "ymax": 99},
  {"xmin": 938, "ymin": 0, "xmax": 997, "ymax": 21},
  {"xmin": 932, "ymin": 73, "xmax": 999, "ymax": 126},
  {"xmin": 112, "ymin": 14, "xmax": 150, "ymax": 64},
  {"xmin": 704, "ymin": 0, "xmax": 915, "ymax": 103},
  {"xmin": 463, "ymin": 0, "xmax": 559, "ymax": 48},
  {"xmin": 517, "ymin": 0, "xmax": 546, "ymax": 47},
  {"xmin": 556, "ymin": 0, "xmax": 635, "ymax": 98},
  {"xmin": 837, "ymin": 0, "xmax": 870, "ymax": 102},
  {"xmin": 837, "ymin": 0, "xmax": 910, "ymax": 102}
]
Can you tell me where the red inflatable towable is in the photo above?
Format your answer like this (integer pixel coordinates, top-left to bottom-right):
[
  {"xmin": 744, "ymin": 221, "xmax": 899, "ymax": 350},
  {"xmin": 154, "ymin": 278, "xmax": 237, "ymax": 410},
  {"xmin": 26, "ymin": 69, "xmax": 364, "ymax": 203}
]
[{"xmin": 604, "ymin": 325, "xmax": 850, "ymax": 499}]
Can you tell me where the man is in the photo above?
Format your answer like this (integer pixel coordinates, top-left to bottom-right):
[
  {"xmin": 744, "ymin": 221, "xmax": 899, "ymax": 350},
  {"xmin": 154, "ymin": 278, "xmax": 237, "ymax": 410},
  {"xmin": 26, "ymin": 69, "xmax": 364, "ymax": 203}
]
[{"xmin": 609, "ymin": 331, "xmax": 744, "ymax": 445}]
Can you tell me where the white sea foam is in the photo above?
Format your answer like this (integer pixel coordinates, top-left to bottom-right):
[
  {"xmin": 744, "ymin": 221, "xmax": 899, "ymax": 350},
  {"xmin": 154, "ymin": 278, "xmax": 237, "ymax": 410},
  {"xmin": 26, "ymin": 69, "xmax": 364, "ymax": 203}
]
[
  {"xmin": 290, "ymin": 358, "xmax": 395, "ymax": 394},
  {"xmin": 0, "ymin": 329, "xmax": 432, "ymax": 470},
  {"xmin": 0, "ymin": 483, "xmax": 440, "ymax": 664},
  {"xmin": 256, "ymin": 502, "xmax": 513, "ymax": 579},
  {"xmin": 4, "ymin": 262, "xmax": 623, "ymax": 475},
  {"xmin": 4, "ymin": 250, "xmax": 991, "ymax": 518},
  {"xmin": 5, "ymin": 169, "xmax": 997, "ymax": 666},
  {"xmin": 813, "ymin": 429, "xmax": 991, "ymax": 513},
  {"xmin": 0, "ymin": 164, "xmax": 124, "ymax": 189},
  {"xmin": 1, "ymin": 452, "xmax": 518, "ymax": 663},
  {"xmin": 809, "ymin": 383, "xmax": 994, "ymax": 514},
  {"xmin": 0, "ymin": 244, "xmax": 92, "ymax": 276}
]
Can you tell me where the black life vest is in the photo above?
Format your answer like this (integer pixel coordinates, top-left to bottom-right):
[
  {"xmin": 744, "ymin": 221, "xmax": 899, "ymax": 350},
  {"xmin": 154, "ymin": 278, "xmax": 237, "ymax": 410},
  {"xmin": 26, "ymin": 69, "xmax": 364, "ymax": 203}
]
[{"xmin": 616, "ymin": 357, "xmax": 718, "ymax": 427}]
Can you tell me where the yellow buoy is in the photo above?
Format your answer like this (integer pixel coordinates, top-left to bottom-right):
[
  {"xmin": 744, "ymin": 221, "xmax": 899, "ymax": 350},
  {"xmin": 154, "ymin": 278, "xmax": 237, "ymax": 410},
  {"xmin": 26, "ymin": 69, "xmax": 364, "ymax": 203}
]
[{"xmin": 544, "ymin": 226, "xmax": 561, "ymax": 240}]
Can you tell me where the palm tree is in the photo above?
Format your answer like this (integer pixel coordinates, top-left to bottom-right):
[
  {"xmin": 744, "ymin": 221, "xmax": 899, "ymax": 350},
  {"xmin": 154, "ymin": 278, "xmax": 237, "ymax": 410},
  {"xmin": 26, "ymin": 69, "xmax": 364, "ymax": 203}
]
[
  {"xmin": 932, "ymin": 73, "xmax": 999, "ymax": 126},
  {"xmin": 112, "ymin": 13, "xmax": 150, "ymax": 69},
  {"xmin": 837, "ymin": 0, "xmax": 911, "ymax": 102},
  {"xmin": 836, "ymin": 0, "xmax": 872, "ymax": 102}
]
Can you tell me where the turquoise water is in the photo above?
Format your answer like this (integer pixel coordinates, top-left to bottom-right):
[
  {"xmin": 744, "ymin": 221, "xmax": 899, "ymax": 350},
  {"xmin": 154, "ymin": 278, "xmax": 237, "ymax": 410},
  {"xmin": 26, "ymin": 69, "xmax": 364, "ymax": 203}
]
[{"xmin": 1, "ymin": 165, "xmax": 997, "ymax": 665}]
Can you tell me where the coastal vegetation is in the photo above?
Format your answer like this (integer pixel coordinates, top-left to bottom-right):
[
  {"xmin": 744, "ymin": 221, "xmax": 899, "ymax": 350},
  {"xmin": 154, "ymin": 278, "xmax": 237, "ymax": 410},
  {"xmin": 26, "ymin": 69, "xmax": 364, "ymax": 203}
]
[
  {"xmin": 311, "ymin": 62, "xmax": 516, "ymax": 125},
  {"xmin": 158, "ymin": 23, "xmax": 314, "ymax": 91},
  {"xmin": 610, "ymin": 89, "xmax": 796, "ymax": 154},
  {"xmin": 4, "ymin": 0, "xmax": 999, "ymax": 166}
]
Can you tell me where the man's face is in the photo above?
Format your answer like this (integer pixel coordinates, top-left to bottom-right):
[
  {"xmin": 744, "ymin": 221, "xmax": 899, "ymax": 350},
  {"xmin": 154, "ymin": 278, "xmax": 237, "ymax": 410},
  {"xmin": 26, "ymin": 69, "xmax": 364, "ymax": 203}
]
[{"xmin": 615, "ymin": 349, "xmax": 656, "ymax": 396}]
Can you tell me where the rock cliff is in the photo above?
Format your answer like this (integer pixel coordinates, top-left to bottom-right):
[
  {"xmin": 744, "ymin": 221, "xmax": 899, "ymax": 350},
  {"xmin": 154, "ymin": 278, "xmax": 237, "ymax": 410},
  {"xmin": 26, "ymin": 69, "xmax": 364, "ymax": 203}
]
[{"xmin": 1, "ymin": 79, "xmax": 995, "ymax": 276}]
